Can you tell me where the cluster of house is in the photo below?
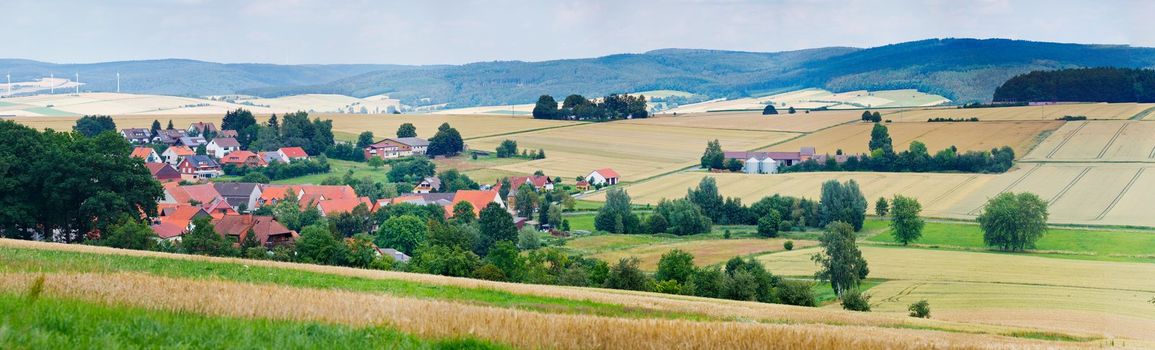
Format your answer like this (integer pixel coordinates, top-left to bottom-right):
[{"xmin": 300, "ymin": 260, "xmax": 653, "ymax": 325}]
[
  {"xmin": 125, "ymin": 122, "xmax": 311, "ymax": 181},
  {"xmin": 723, "ymin": 147, "xmax": 846, "ymax": 174},
  {"xmin": 152, "ymin": 180, "xmax": 512, "ymax": 259}
]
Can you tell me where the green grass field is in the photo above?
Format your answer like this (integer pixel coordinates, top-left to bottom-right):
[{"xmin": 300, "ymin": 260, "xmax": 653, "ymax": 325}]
[
  {"xmin": 0, "ymin": 247, "xmax": 697, "ymax": 320},
  {"xmin": 0, "ymin": 293, "xmax": 500, "ymax": 350},
  {"xmin": 865, "ymin": 219, "xmax": 1155, "ymax": 262},
  {"xmin": 273, "ymin": 159, "xmax": 389, "ymax": 185}
]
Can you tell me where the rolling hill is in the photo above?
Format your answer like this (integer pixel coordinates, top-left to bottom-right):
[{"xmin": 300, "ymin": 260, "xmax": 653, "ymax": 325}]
[{"xmin": 6, "ymin": 38, "xmax": 1155, "ymax": 107}]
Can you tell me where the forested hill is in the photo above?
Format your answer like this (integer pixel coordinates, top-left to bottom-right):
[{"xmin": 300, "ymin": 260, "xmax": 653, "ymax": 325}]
[
  {"xmin": 242, "ymin": 39, "xmax": 1155, "ymax": 107},
  {"xmin": 993, "ymin": 68, "xmax": 1155, "ymax": 103},
  {"xmin": 7, "ymin": 38, "xmax": 1155, "ymax": 105}
]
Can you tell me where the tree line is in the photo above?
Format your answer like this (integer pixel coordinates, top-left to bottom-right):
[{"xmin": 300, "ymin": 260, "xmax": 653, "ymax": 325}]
[
  {"xmin": 993, "ymin": 67, "xmax": 1155, "ymax": 103},
  {"xmin": 778, "ymin": 123, "xmax": 1015, "ymax": 173},
  {"xmin": 533, "ymin": 93, "xmax": 649, "ymax": 121}
]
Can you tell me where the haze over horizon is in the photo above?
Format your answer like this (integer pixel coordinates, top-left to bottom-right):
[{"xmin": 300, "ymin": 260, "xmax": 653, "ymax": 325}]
[{"xmin": 3, "ymin": 0, "xmax": 1152, "ymax": 65}]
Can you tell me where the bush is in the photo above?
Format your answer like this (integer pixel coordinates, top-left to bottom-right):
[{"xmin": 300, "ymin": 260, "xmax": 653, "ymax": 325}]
[
  {"xmin": 776, "ymin": 280, "xmax": 817, "ymax": 307},
  {"xmin": 756, "ymin": 212, "xmax": 780, "ymax": 237},
  {"xmin": 783, "ymin": 240, "xmax": 794, "ymax": 251},
  {"xmin": 840, "ymin": 289, "xmax": 872, "ymax": 311},
  {"xmin": 604, "ymin": 257, "xmax": 651, "ymax": 291},
  {"xmin": 908, "ymin": 299, "xmax": 931, "ymax": 318}
]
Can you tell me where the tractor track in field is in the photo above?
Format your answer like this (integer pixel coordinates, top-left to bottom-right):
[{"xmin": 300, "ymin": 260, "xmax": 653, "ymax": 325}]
[
  {"xmin": 1095, "ymin": 167, "xmax": 1145, "ymax": 221},
  {"xmin": 1045, "ymin": 121, "xmax": 1087, "ymax": 159}
]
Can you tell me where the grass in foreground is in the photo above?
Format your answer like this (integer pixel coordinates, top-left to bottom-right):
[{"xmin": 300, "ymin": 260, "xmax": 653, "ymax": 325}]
[
  {"xmin": 0, "ymin": 247, "xmax": 701, "ymax": 321},
  {"xmin": 865, "ymin": 219, "xmax": 1155, "ymax": 262},
  {"xmin": 0, "ymin": 292, "xmax": 501, "ymax": 350}
]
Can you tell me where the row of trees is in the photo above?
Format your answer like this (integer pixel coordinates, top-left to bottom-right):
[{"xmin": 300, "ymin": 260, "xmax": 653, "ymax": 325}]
[
  {"xmin": 533, "ymin": 94, "xmax": 649, "ymax": 121},
  {"xmin": 781, "ymin": 124, "xmax": 1015, "ymax": 173},
  {"xmin": 1, "ymin": 120, "xmax": 162, "ymax": 242},
  {"xmin": 221, "ymin": 157, "xmax": 332, "ymax": 180}
]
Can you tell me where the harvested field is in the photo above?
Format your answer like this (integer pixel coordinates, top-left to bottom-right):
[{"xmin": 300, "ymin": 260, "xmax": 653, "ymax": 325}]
[
  {"xmin": 942, "ymin": 163, "xmax": 1155, "ymax": 226},
  {"xmin": 588, "ymin": 172, "xmax": 996, "ymax": 218},
  {"xmin": 591, "ymin": 238, "xmax": 818, "ymax": 270},
  {"xmin": 3, "ymin": 114, "xmax": 222, "ymax": 131},
  {"xmin": 467, "ymin": 123, "xmax": 794, "ymax": 180},
  {"xmin": 763, "ymin": 121, "xmax": 1061, "ymax": 157},
  {"xmin": 662, "ymin": 88, "xmax": 949, "ymax": 114},
  {"xmin": 883, "ymin": 103, "xmax": 1155, "ymax": 121},
  {"xmin": 758, "ymin": 246, "xmax": 1155, "ymax": 341},
  {"xmin": 1023, "ymin": 121, "xmax": 1155, "ymax": 161},
  {"xmin": 621, "ymin": 110, "xmax": 860, "ymax": 133}
]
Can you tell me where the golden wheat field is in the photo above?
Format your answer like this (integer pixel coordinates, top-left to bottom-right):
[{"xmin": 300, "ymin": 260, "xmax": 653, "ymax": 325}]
[
  {"xmin": 757, "ymin": 246, "xmax": 1155, "ymax": 342},
  {"xmin": 591, "ymin": 238, "xmax": 819, "ymax": 270},
  {"xmin": 621, "ymin": 110, "xmax": 860, "ymax": 133},
  {"xmin": 1022, "ymin": 121, "xmax": 1155, "ymax": 161},
  {"xmin": 0, "ymin": 239, "xmax": 1106, "ymax": 349},
  {"xmin": 764, "ymin": 121, "xmax": 1061, "ymax": 157},
  {"xmin": 467, "ymin": 123, "xmax": 796, "ymax": 180},
  {"xmin": 883, "ymin": 103, "xmax": 1155, "ymax": 121},
  {"xmin": 586, "ymin": 172, "xmax": 996, "ymax": 218}
]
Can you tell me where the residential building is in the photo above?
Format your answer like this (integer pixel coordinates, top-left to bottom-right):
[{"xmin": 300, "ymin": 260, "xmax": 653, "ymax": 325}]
[
  {"xmin": 212, "ymin": 214, "xmax": 297, "ymax": 248},
  {"xmin": 188, "ymin": 122, "xmax": 219, "ymax": 135},
  {"xmin": 121, "ymin": 128, "xmax": 151, "ymax": 144},
  {"xmin": 206, "ymin": 137, "xmax": 241, "ymax": 158},
  {"xmin": 261, "ymin": 151, "xmax": 287, "ymax": 164},
  {"xmin": 151, "ymin": 205, "xmax": 211, "ymax": 241},
  {"xmin": 162, "ymin": 145, "xmax": 196, "ymax": 165},
  {"xmin": 218, "ymin": 129, "xmax": 238, "ymax": 138},
  {"xmin": 390, "ymin": 137, "xmax": 429, "ymax": 156},
  {"xmin": 585, "ymin": 168, "xmax": 620, "ymax": 186},
  {"xmin": 219, "ymin": 150, "xmax": 268, "ymax": 168},
  {"xmin": 177, "ymin": 155, "xmax": 223, "ymax": 180},
  {"xmin": 316, "ymin": 197, "xmax": 373, "ymax": 217},
  {"xmin": 277, "ymin": 147, "xmax": 309, "ymax": 162},
  {"xmin": 213, "ymin": 182, "xmax": 263, "ymax": 212},
  {"xmin": 413, "ymin": 176, "xmax": 441, "ymax": 193},
  {"xmin": 508, "ymin": 175, "xmax": 554, "ymax": 192},
  {"xmin": 376, "ymin": 248, "xmax": 411, "ymax": 263},
  {"xmin": 156, "ymin": 129, "xmax": 188, "ymax": 145},
  {"xmin": 131, "ymin": 147, "xmax": 163, "ymax": 163},
  {"xmin": 178, "ymin": 136, "xmax": 208, "ymax": 148},
  {"xmin": 446, "ymin": 190, "xmax": 504, "ymax": 218},
  {"xmin": 145, "ymin": 163, "xmax": 182, "ymax": 182}
]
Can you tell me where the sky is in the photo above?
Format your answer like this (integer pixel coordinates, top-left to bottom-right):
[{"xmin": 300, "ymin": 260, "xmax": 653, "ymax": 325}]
[{"xmin": 1, "ymin": 0, "xmax": 1150, "ymax": 65}]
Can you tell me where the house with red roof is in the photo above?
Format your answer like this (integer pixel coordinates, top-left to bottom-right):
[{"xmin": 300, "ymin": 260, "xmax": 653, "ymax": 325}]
[
  {"xmin": 188, "ymin": 122, "xmax": 219, "ymax": 136},
  {"xmin": 121, "ymin": 128, "xmax": 152, "ymax": 144},
  {"xmin": 151, "ymin": 205, "xmax": 211, "ymax": 241},
  {"xmin": 257, "ymin": 185, "xmax": 297, "ymax": 207},
  {"xmin": 177, "ymin": 155, "xmax": 223, "ymax": 180},
  {"xmin": 146, "ymin": 163, "xmax": 182, "ymax": 183},
  {"xmin": 508, "ymin": 175, "xmax": 554, "ymax": 192},
  {"xmin": 219, "ymin": 129, "xmax": 239, "ymax": 138},
  {"xmin": 162, "ymin": 145, "xmax": 196, "ymax": 165},
  {"xmin": 277, "ymin": 147, "xmax": 309, "ymax": 163},
  {"xmin": 446, "ymin": 190, "xmax": 504, "ymax": 218},
  {"xmin": 316, "ymin": 197, "xmax": 373, "ymax": 217},
  {"xmin": 212, "ymin": 214, "xmax": 297, "ymax": 247},
  {"xmin": 131, "ymin": 147, "xmax": 162, "ymax": 163},
  {"xmin": 219, "ymin": 150, "xmax": 268, "ymax": 168},
  {"xmin": 585, "ymin": 168, "xmax": 620, "ymax": 186}
]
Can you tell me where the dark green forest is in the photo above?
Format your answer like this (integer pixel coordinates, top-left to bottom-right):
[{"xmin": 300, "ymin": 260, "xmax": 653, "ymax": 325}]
[{"xmin": 993, "ymin": 68, "xmax": 1155, "ymax": 103}]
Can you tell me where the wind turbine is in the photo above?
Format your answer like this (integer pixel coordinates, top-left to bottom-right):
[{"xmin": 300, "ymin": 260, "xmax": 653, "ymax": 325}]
[
  {"xmin": 116, "ymin": 72, "xmax": 121, "ymax": 93},
  {"xmin": 6, "ymin": 73, "xmax": 10, "ymax": 96},
  {"xmin": 75, "ymin": 72, "xmax": 79, "ymax": 95}
]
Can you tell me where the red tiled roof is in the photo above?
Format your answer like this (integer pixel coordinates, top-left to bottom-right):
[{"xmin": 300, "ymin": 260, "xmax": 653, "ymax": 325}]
[
  {"xmin": 317, "ymin": 197, "xmax": 372, "ymax": 215},
  {"xmin": 212, "ymin": 214, "xmax": 295, "ymax": 245},
  {"xmin": 146, "ymin": 163, "xmax": 181, "ymax": 181},
  {"xmin": 593, "ymin": 168, "xmax": 620, "ymax": 178},
  {"xmin": 259, "ymin": 185, "xmax": 297, "ymax": 205},
  {"xmin": 220, "ymin": 150, "xmax": 267, "ymax": 166},
  {"xmin": 279, "ymin": 147, "xmax": 308, "ymax": 158},
  {"xmin": 165, "ymin": 145, "xmax": 195, "ymax": 156},
  {"xmin": 211, "ymin": 137, "xmax": 241, "ymax": 148},
  {"xmin": 448, "ymin": 190, "xmax": 500, "ymax": 217},
  {"xmin": 131, "ymin": 147, "xmax": 156, "ymax": 160},
  {"xmin": 182, "ymin": 184, "xmax": 222, "ymax": 205},
  {"xmin": 151, "ymin": 222, "xmax": 187, "ymax": 239}
]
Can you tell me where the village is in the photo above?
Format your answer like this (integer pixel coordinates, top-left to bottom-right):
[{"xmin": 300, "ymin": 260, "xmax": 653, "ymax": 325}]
[{"xmin": 126, "ymin": 120, "xmax": 627, "ymax": 261}]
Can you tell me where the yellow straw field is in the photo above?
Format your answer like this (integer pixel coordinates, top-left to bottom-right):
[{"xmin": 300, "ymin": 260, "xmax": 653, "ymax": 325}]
[
  {"xmin": 591, "ymin": 238, "xmax": 819, "ymax": 270},
  {"xmin": 621, "ymin": 110, "xmax": 860, "ymax": 133},
  {"xmin": 467, "ymin": 123, "xmax": 795, "ymax": 180},
  {"xmin": 883, "ymin": 103, "xmax": 1155, "ymax": 121},
  {"xmin": 764, "ymin": 121, "xmax": 1061, "ymax": 157}
]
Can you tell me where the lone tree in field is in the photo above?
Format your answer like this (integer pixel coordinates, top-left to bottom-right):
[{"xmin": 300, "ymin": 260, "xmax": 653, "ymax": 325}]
[
  {"xmin": 812, "ymin": 221, "xmax": 869, "ymax": 296},
  {"xmin": 788, "ymin": 107, "xmax": 796, "ymax": 114},
  {"xmin": 977, "ymin": 192, "xmax": 1048, "ymax": 251},
  {"xmin": 700, "ymin": 139, "xmax": 724, "ymax": 170},
  {"xmin": 396, "ymin": 123, "xmax": 417, "ymax": 138},
  {"xmin": 819, "ymin": 180, "xmax": 868, "ymax": 231},
  {"xmin": 762, "ymin": 104, "xmax": 778, "ymax": 115},
  {"xmin": 868, "ymin": 123, "xmax": 893, "ymax": 154},
  {"xmin": 889, "ymin": 195, "xmax": 924, "ymax": 245},
  {"xmin": 874, "ymin": 197, "xmax": 889, "ymax": 217}
]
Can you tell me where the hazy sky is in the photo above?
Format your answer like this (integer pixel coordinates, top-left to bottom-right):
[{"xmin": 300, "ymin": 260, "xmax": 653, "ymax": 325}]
[{"xmin": 2, "ymin": 0, "xmax": 1149, "ymax": 65}]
